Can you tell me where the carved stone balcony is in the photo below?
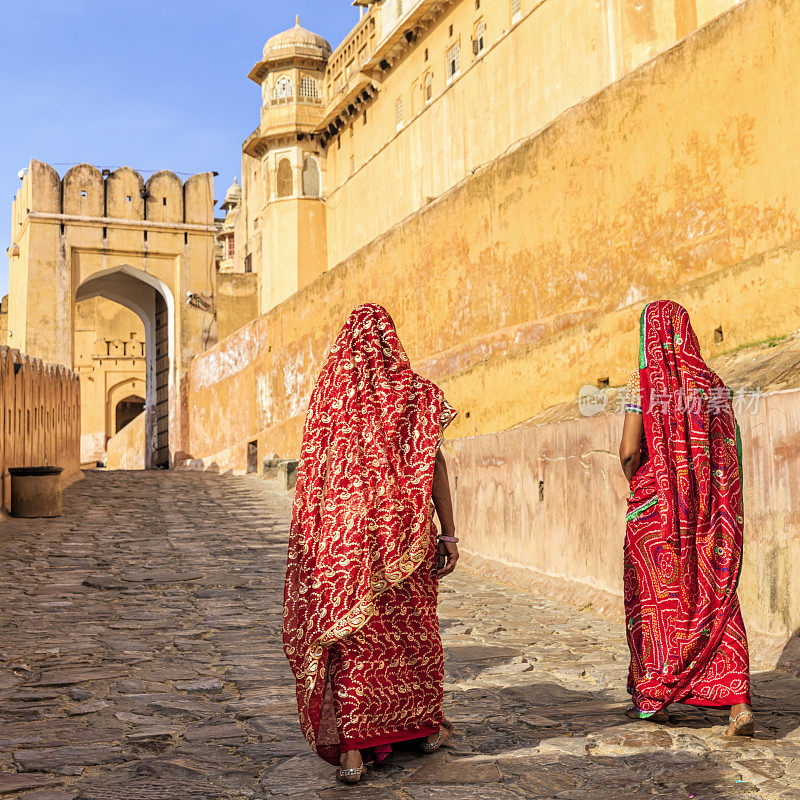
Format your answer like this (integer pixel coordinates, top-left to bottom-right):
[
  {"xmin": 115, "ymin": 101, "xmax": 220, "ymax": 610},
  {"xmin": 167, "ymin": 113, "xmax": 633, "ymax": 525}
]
[{"xmin": 244, "ymin": 98, "xmax": 327, "ymax": 156}]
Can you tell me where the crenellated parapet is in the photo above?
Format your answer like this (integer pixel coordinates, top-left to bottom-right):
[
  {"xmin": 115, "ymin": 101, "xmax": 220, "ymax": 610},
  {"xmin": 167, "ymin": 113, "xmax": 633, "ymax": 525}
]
[{"xmin": 12, "ymin": 160, "xmax": 214, "ymax": 232}]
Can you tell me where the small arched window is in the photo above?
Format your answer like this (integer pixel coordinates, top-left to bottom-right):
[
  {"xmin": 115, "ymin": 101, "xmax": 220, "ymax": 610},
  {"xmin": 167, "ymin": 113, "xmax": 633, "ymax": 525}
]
[
  {"xmin": 299, "ymin": 76, "xmax": 320, "ymax": 101},
  {"xmin": 276, "ymin": 158, "xmax": 293, "ymax": 198},
  {"xmin": 424, "ymin": 73, "xmax": 433, "ymax": 104},
  {"xmin": 274, "ymin": 76, "xmax": 293, "ymax": 102},
  {"xmin": 302, "ymin": 158, "xmax": 321, "ymax": 197}
]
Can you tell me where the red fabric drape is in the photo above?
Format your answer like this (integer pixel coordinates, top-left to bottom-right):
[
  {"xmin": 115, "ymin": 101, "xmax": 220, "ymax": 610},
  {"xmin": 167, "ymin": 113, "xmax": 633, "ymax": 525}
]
[
  {"xmin": 625, "ymin": 300, "xmax": 750, "ymax": 714},
  {"xmin": 283, "ymin": 304, "xmax": 449, "ymax": 763}
]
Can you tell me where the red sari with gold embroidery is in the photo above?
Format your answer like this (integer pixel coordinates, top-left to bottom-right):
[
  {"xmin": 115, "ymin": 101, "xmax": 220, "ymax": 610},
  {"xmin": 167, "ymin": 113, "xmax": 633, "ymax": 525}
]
[
  {"xmin": 283, "ymin": 304, "xmax": 455, "ymax": 764},
  {"xmin": 624, "ymin": 301, "xmax": 750, "ymax": 716}
]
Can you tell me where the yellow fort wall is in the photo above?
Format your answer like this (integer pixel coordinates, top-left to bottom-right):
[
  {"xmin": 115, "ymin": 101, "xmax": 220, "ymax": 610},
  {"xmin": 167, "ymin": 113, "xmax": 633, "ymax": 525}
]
[
  {"xmin": 323, "ymin": 0, "xmax": 743, "ymax": 269},
  {"xmin": 184, "ymin": 0, "xmax": 800, "ymax": 473}
]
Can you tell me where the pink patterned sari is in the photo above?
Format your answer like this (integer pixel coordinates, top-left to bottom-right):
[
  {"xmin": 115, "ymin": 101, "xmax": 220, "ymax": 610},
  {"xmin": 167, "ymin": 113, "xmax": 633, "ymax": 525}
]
[{"xmin": 625, "ymin": 301, "xmax": 751, "ymax": 716}]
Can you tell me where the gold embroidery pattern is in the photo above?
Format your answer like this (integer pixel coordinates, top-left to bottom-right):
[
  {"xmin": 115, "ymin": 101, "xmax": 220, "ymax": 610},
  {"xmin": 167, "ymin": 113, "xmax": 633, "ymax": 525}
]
[{"xmin": 282, "ymin": 304, "xmax": 456, "ymax": 760}]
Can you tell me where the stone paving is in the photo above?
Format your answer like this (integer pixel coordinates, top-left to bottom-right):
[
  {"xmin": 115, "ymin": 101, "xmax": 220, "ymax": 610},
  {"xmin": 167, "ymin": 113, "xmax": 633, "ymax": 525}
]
[{"xmin": 0, "ymin": 471, "xmax": 798, "ymax": 800}]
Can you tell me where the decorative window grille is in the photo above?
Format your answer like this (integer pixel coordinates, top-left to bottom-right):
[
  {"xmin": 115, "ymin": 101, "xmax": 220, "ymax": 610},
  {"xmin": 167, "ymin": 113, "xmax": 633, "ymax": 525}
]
[
  {"xmin": 511, "ymin": 0, "xmax": 521, "ymax": 22},
  {"xmin": 396, "ymin": 97, "xmax": 404, "ymax": 130},
  {"xmin": 274, "ymin": 76, "xmax": 293, "ymax": 101},
  {"xmin": 302, "ymin": 158, "xmax": 321, "ymax": 197},
  {"xmin": 299, "ymin": 76, "xmax": 319, "ymax": 100},
  {"xmin": 475, "ymin": 22, "xmax": 486, "ymax": 55},
  {"xmin": 446, "ymin": 43, "xmax": 460, "ymax": 84},
  {"xmin": 276, "ymin": 158, "xmax": 293, "ymax": 198}
]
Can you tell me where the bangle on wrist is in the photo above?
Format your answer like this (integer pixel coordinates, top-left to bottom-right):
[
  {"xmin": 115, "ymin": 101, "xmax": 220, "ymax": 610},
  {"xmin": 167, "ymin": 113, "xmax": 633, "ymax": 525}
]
[{"xmin": 438, "ymin": 535, "xmax": 459, "ymax": 543}]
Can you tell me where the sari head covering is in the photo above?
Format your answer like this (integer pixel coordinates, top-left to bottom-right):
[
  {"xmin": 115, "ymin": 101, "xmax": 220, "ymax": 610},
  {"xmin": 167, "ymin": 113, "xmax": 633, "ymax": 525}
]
[
  {"xmin": 625, "ymin": 300, "xmax": 750, "ymax": 714},
  {"xmin": 283, "ymin": 303, "xmax": 448, "ymax": 760}
]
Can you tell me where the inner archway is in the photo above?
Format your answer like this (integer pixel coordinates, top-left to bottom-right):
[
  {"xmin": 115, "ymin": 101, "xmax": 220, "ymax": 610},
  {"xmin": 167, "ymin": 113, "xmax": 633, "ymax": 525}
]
[
  {"xmin": 75, "ymin": 265, "xmax": 175, "ymax": 469},
  {"xmin": 116, "ymin": 395, "xmax": 146, "ymax": 433}
]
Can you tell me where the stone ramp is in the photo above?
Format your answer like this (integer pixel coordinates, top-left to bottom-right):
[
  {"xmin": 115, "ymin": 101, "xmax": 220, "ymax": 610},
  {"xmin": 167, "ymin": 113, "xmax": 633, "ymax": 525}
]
[{"xmin": 0, "ymin": 471, "xmax": 797, "ymax": 799}]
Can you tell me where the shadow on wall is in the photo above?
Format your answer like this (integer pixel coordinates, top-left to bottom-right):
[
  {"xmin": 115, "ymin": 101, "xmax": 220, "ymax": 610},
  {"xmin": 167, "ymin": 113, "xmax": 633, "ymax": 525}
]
[{"xmin": 776, "ymin": 629, "xmax": 800, "ymax": 679}]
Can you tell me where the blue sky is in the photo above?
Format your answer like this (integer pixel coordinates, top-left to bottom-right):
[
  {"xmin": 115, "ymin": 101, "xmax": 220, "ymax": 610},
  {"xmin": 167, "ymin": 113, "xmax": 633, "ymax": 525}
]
[{"xmin": 0, "ymin": 0, "xmax": 360, "ymax": 295}]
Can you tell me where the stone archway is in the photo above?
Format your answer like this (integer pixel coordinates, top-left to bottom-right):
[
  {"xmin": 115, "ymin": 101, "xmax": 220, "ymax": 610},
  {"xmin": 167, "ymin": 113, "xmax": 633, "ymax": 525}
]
[
  {"xmin": 76, "ymin": 265, "xmax": 175, "ymax": 469},
  {"xmin": 106, "ymin": 375, "xmax": 146, "ymax": 437}
]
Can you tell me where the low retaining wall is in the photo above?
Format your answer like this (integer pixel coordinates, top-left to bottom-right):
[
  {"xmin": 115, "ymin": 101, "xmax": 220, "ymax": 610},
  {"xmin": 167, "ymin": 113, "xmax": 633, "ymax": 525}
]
[
  {"xmin": 1, "ymin": 346, "xmax": 81, "ymax": 512},
  {"xmin": 449, "ymin": 388, "xmax": 800, "ymax": 672},
  {"xmin": 107, "ymin": 412, "xmax": 146, "ymax": 471}
]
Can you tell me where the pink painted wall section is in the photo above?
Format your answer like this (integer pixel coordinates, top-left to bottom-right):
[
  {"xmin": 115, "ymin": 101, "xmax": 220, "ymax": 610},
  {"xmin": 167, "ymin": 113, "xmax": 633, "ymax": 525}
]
[
  {"xmin": 448, "ymin": 390, "xmax": 800, "ymax": 670},
  {"xmin": 0, "ymin": 346, "xmax": 82, "ymax": 513}
]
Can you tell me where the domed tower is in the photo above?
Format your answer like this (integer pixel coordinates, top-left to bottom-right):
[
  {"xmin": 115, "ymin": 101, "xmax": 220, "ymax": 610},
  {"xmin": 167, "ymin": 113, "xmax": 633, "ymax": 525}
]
[
  {"xmin": 216, "ymin": 178, "xmax": 241, "ymax": 273},
  {"xmin": 243, "ymin": 16, "xmax": 332, "ymax": 313}
]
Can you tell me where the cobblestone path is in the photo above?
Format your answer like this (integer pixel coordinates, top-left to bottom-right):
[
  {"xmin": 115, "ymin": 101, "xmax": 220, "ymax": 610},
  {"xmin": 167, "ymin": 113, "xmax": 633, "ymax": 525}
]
[{"xmin": 0, "ymin": 471, "xmax": 798, "ymax": 800}]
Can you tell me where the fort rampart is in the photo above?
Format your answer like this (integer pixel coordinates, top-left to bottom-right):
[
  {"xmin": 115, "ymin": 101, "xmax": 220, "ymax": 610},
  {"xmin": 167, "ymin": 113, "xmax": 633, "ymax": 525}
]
[{"xmin": 182, "ymin": 0, "xmax": 800, "ymax": 472}]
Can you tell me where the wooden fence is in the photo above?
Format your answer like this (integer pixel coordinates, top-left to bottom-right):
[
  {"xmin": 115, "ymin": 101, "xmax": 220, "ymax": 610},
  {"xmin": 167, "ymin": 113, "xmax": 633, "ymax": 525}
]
[{"xmin": 0, "ymin": 347, "xmax": 81, "ymax": 512}]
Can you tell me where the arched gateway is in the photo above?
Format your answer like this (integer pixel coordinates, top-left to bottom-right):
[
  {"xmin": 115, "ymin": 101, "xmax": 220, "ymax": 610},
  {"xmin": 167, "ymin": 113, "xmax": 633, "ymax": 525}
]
[
  {"xmin": 76, "ymin": 265, "xmax": 175, "ymax": 469},
  {"xmin": 7, "ymin": 160, "xmax": 219, "ymax": 468}
]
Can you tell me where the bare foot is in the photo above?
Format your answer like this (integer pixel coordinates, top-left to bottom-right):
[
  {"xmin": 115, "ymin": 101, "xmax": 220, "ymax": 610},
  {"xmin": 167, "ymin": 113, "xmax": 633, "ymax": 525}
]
[
  {"xmin": 421, "ymin": 720, "xmax": 454, "ymax": 753},
  {"xmin": 726, "ymin": 704, "xmax": 755, "ymax": 737},
  {"xmin": 337, "ymin": 750, "xmax": 365, "ymax": 784}
]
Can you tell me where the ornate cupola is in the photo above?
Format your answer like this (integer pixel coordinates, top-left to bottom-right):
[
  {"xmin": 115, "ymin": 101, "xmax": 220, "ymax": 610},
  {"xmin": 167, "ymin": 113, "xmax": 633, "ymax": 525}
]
[{"xmin": 244, "ymin": 16, "xmax": 332, "ymax": 157}]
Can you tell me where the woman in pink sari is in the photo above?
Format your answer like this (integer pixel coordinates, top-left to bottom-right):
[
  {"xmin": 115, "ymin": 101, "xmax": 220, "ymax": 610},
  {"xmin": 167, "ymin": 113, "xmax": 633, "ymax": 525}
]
[{"xmin": 618, "ymin": 301, "xmax": 754, "ymax": 736}]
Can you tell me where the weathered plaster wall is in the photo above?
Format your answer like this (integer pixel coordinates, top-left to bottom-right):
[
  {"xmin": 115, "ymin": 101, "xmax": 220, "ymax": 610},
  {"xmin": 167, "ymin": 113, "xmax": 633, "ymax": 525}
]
[
  {"xmin": 0, "ymin": 347, "xmax": 81, "ymax": 513},
  {"xmin": 217, "ymin": 273, "xmax": 260, "ymax": 342},
  {"xmin": 448, "ymin": 386, "xmax": 800, "ymax": 670},
  {"xmin": 106, "ymin": 412, "xmax": 146, "ymax": 471},
  {"xmin": 323, "ymin": 0, "xmax": 743, "ymax": 269},
  {"xmin": 183, "ymin": 0, "xmax": 800, "ymax": 473}
]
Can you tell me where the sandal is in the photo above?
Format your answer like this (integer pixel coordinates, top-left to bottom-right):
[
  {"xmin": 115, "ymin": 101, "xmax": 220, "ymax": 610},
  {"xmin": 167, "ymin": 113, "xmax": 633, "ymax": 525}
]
[
  {"xmin": 336, "ymin": 765, "xmax": 367, "ymax": 784},
  {"xmin": 420, "ymin": 720, "xmax": 454, "ymax": 754},
  {"xmin": 625, "ymin": 707, "xmax": 669, "ymax": 723},
  {"xmin": 726, "ymin": 710, "xmax": 755, "ymax": 738}
]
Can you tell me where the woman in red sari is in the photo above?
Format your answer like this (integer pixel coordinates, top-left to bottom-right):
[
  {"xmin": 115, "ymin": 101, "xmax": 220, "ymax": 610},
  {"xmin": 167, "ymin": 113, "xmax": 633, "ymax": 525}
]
[
  {"xmin": 619, "ymin": 300, "xmax": 754, "ymax": 736},
  {"xmin": 283, "ymin": 304, "xmax": 459, "ymax": 784}
]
